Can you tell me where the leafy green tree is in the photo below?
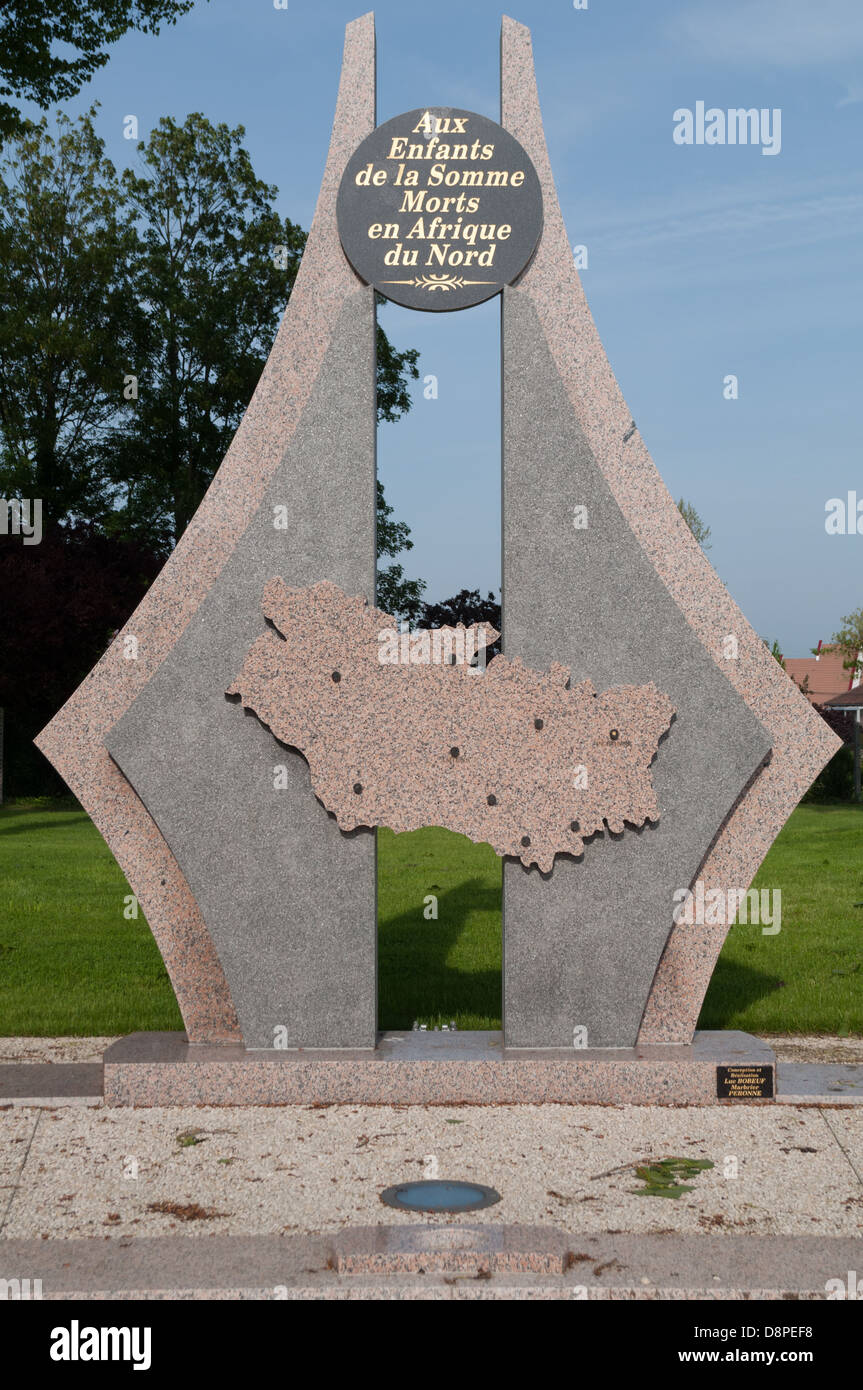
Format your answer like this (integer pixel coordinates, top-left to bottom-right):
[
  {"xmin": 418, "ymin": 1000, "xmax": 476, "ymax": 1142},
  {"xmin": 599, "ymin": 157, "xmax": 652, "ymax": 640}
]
[
  {"xmin": 376, "ymin": 480, "xmax": 426, "ymax": 623},
  {"xmin": 375, "ymin": 301, "xmax": 422, "ymax": 621},
  {"xmin": 377, "ymin": 328, "xmax": 419, "ymax": 421},
  {"xmin": 376, "ymin": 294, "xmax": 419, "ymax": 422},
  {"xmin": 422, "ymin": 588, "xmax": 500, "ymax": 633},
  {"xmin": 422, "ymin": 588, "xmax": 501, "ymax": 656},
  {"xmin": 0, "ymin": 109, "xmax": 422, "ymax": 550},
  {"xmin": 827, "ymin": 608, "xmax": 863, "ymax": 673},
  {"xmin": 105, "ymin": 114, "xmax": 421, "ymax": 552},
  {"xmin": 0, "ymin": 1, "xmax": 201, "ymax": 140},
  {"xmin": 103, "ymin": 113, "xmax": 304, "ymax": 548},
  {"xmin": 0, "ymin": 109, "xmax": 140, "ymax": 532},
  {"xmin": 764, "ymin": 638, "xmax": 785, "ymax": 669},
  {"xmin": 677, "ymin": 497, "xmax": 711, "ymax": 551}
]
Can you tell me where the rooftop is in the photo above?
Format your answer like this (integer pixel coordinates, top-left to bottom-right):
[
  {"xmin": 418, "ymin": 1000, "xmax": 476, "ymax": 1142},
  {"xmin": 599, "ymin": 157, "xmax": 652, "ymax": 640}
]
[{"xmin": 784, "ymin": 646, "xmax": 860, "ymax": 706}]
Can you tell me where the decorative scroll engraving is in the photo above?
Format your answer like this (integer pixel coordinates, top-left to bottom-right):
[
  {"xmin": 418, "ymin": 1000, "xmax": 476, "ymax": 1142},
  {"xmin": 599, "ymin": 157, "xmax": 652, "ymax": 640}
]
[{"xmin": 381, "ymin": 274, "xmax": 498, "ymax": 292}]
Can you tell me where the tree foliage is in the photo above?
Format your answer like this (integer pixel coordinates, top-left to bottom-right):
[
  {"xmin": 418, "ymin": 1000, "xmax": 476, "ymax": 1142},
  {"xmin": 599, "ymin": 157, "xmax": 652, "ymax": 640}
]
[
  {"xmin": 422, "ymin": 588, "xmax": 501, "ymax": 655},
  {"xmin": 0, "ymin": 524, "xmax": 161, "ymax": 793},
  {"xmin": 677, "ymin": 497, "xmax": 711, "ymax": 551},
  {"xmin": 0, "ymin": 108, "xmax": 422, "ymax": 553},
  {"xmin": 376, "ymin": 479, "xmax": 426, "ymax": 623},
  {"xmin": 0, "ymin": 107, "xmax": 424, "ymax": 793},
  {"xmin": 103, "ymin": 112, "xmax": 307, "ymax": 548},
  {"xmin": 376, "ymin": 325, "xmax": 419, "ymax": 422},
  {"xmin": 108, "ymin": 116, "xmax": 419, "ymax": 548},
  {"xmin": 422, "ymin": 588, "xmax": 501, "ymax": 632},
  {"xmin": 0, "ymin": 110, "xmax": 141, "ymax": 530},
  {"xmin": 0, "ymin": 0, "xmax": 201, "ymax": 140},
  {"xmin": 827, "ymin": 607, "xmax": 863, "ymax": 672},
  {"xmin": 764, "ymin": 638, "xmax": 785, "ymax": 669}
]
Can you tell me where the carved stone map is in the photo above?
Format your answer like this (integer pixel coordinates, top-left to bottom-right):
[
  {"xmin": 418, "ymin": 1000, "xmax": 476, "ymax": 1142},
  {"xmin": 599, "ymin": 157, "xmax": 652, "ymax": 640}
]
[{"xmin": 227, "ymin": 580, "xmax": 675, "ymax": 874}]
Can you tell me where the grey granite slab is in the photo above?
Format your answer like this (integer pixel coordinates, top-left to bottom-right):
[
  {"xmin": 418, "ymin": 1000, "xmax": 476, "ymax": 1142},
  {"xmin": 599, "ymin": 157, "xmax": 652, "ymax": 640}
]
[
  {"xmin": 501, "ymin": 290, "xmax": 772, "ymax": 1048},
  {"xmin": 3, "ymin": 1231, "xmax": 860, "ymax": 1295},
  {"xmin": 106, "ymin": 294, "xmax": 378, "ymax": 1051},
  {"xmin": 778, "ymin": 1063, "xmax": 863, "ymax": 1104},
  {"xmin": 0, "ymin": 1063, "xmax": 102, "ymax": 1100}
]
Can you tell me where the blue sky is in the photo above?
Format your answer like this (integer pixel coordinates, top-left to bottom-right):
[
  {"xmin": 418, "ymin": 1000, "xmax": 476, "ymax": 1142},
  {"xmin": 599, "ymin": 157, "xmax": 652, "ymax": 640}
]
[{"xmin": 48, "ymin": 0, "xmax": 863, "ymax": 656}]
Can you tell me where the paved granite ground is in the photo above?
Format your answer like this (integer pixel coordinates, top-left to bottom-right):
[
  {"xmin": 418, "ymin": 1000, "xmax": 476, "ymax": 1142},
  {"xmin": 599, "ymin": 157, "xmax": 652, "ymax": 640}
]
[
  {"xmin": 2, "ymin": 1100, "xmax": 861, "ymax": 1243},
  {"xmin": 1, "ymin": 1038, "xmax": 860, "ymax": 1298}
]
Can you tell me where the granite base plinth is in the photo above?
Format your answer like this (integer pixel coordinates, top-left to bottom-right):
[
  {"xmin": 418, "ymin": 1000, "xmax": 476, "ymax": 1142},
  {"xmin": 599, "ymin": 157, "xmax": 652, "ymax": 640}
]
[{"xmin": 103, "ymin": 1030, "xmax": 774, "ymax": 1107}]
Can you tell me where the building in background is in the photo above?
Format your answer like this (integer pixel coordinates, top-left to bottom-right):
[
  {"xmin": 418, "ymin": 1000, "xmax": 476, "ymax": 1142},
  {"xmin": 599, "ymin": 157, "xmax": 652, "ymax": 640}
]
[{"xmin": 785, "ymin": 640, "xmax": 862, "ymax": 706}]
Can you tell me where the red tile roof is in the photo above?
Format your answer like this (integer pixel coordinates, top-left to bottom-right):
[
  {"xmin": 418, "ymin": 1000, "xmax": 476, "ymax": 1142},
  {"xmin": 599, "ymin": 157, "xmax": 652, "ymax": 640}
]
[{"xmin": 784, "ymin": 647, "xmax": 861, "ymax": 705}]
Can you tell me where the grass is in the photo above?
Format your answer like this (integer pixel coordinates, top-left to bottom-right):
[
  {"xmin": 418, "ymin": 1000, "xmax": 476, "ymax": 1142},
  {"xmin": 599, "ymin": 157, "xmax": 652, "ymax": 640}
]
[
  {"xmin": 0, "ymin": 799, "xmax": 182, "ymax": 1034},
  {"xmin": 378, "ymin": 825, "xmax": 501, "ymax": 1030},
  {"xmin": 1, "ymin": 798, "xmax": 861, "ymax": 1036},
  {"xmin": 698, "ymin": 802, "xmax": 863, "ymax": 1036}
]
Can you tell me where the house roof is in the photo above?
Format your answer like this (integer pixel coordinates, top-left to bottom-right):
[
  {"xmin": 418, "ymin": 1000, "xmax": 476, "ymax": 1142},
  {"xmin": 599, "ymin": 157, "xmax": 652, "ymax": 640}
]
[
  {"xmin": 823, "ymin": 685, "xmax": 863, "ymax": 711},
  {"xmin": 784, "ymin": 648, "xmax": 859, "ymax": 705}
]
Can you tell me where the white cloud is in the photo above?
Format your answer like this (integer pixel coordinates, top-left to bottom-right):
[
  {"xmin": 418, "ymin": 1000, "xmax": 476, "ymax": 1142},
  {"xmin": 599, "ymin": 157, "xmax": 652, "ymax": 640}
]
[
  {"xmin": 671, "ymin": 0, "xmax": 863, "ymax": 68},
  {"xmin": 575, "ymin": 174, "xmax": 863, "ymax": 262}
]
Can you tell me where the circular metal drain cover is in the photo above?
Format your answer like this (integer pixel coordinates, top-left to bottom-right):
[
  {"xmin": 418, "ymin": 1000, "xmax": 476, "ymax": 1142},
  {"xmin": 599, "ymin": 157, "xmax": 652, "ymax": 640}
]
[{"xmin": 380, "ymin": 1180, "xmax": 501, "ymax": 1214}]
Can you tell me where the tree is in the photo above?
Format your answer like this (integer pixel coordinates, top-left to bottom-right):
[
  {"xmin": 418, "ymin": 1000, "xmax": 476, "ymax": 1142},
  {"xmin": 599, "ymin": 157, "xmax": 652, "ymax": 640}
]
[
  {"xmin": 0, "ymin": 109, "xmax": 141, "ymax": 532},
  {"xmin": 376, "ymin": 480, "xmax": 426, "ymax": 624},
  {"xmin": 376, "ymin": 309, "xmax": 419, "ymax": 422},
  {"xmin": 375, "ymin": 296, "xmax": 423, "ymax": 622},
  {"xmin": 826, "ymin": 607, "xmax": 863, "ymax": 673},
  {"xmin": 0, "ymin": 1, "xmax": 201, "ymax": 140},
  {"xmin": 0, "ymin": 524, "xmax": 161, "ymax": 794},
  {"xmin": 104, "ymin": 114, "xmax": 421, "ymax": 552},
  {"xmin": 677, "ymin": 498, "xmax": 711, "ymax": 551},
  {"xmin": 422, "ymin": 588, "xmax": 501, "ymax": 656},
  {"xmin": 99, "ymin": 113, "xmax": 304, "ymax": 548},
  {"xmin": 0, "ymin": 109, "xmax": 424, "ymax": 792},
  {"xmin": 764, "ymin": 638, "xmax": 786, "ymax": 669},
  {"xmin": 0, "ymin": 111, "xmax": 421, "ymax": 546},
  {"xmin": 811, "ymin": 611, "xmax": 863, "ymax": 805}
]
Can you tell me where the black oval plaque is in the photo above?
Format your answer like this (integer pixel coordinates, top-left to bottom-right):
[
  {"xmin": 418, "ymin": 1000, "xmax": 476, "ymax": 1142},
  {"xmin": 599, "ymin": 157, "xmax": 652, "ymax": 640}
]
[{"xmin": 337, "ymin": 107, "xmax": 543, "ymax": 312}]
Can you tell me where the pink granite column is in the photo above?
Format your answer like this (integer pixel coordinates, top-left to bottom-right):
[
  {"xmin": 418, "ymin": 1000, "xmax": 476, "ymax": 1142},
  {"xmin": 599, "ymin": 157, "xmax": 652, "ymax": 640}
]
[
  {"xmin": 500, "ymin": 15, "xmax": 839, "ymax": 1044},
  {"xmin": 36, "ymin": 14, "xmax": 379, "ymax": 1044}
]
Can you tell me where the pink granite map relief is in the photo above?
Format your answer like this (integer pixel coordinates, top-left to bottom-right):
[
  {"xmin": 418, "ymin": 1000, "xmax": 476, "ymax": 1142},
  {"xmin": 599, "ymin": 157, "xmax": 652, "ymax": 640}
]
[{"xmin": 226, "ymin": 579, "xmax": 675, "ymax": 872}]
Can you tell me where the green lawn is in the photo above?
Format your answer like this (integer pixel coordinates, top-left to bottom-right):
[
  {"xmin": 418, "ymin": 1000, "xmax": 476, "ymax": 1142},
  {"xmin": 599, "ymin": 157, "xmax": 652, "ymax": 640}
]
[
  {"xmin": 1, "ymin": 799, "xmax": 861, "ymax": 1036},
  {"xmin": 0, "ymin": 799, "xmax": 182, "ymax": 1035},
  {"xmin": 378, "ymin": 826, "xmax": 502, "ymax": 1030},
  {"xmin": 698, "ymin": 802, "xmax": 863, "ymax": 1035}
]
